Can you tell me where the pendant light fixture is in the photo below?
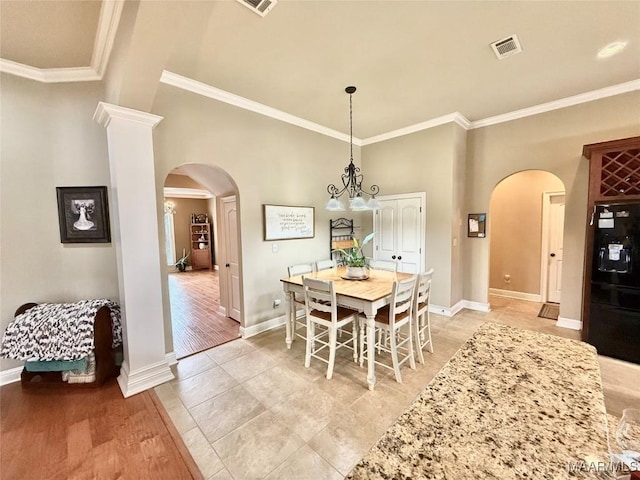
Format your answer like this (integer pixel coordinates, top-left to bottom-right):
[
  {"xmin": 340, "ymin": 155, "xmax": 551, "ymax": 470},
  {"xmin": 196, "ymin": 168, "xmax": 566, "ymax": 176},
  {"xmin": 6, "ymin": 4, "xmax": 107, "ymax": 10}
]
[{"xmin": 325, "ymin": 86, "xmax": 380, "ymax": 211}]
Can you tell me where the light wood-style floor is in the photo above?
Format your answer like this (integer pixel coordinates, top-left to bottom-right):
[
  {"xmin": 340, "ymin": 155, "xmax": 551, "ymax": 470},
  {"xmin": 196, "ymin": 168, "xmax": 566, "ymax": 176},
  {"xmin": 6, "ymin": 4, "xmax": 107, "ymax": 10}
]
[
  {"xmin": 169, "ymin": 270, "xmax": 240, "ymax": 359},
  {"xmin": 0, "ymin": 379, "xmax": 202, "ymax": 480}
]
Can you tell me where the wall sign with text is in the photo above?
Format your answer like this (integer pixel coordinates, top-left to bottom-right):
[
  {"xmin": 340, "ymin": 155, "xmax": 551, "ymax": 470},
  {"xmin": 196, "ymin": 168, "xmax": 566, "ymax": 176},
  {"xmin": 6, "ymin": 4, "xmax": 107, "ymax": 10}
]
[{"xmin": 263, "ymin": 204, "xmax": 315, "ymax": 241}]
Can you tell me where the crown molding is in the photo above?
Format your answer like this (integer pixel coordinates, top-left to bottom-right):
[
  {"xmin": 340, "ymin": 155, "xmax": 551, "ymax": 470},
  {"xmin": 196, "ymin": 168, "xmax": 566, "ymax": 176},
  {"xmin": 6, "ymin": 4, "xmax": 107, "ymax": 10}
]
[
  {"xmin": 91, "ymin": 0, "xmax": 125, "ymax": 78},
  {"xmin": 470, "ymin": 79, "xmax": 640, "ymax": 129},
  {"xmin": 94, "ymin": 102, "xmax": 163, "ymax": 129},
  {"xmin": 361, "ymin": 112, "xmax": 471, "ymax": 146},
  {"xmin": 160, "ymin": 70, "xmax": 358, "ymax": 145},
  {"xmin": 0, "ymin": 0, "xmax": 124, "ymax": 83},
  {"xmin": 163, "ymin": 187, "xmax": 214, "ymax": 199},
  {"xmin": 0, "ymin": 58, "xmax": 100, "ymax": 83}
]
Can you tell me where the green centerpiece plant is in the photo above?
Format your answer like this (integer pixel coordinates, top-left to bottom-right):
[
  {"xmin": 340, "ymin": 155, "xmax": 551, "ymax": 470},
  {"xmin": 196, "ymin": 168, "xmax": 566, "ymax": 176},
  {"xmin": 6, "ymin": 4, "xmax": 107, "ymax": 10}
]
[{"xmin": 336, "ymin": 232, "xmax": 375, "ymax": 278}]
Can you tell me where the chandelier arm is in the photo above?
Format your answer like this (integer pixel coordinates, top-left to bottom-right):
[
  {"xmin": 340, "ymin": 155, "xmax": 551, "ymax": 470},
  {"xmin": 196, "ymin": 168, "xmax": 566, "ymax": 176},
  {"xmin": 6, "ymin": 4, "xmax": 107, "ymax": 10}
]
[{"xmin": 327, "ymin": 183, "xmax": 347, "ymax": 197}]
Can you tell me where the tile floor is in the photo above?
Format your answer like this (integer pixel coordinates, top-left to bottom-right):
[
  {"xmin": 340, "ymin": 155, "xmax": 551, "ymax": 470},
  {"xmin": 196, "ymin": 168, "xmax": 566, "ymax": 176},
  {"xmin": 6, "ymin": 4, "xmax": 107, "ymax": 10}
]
[{"xmin": 155, "ymin": 295, "xmax": 640, "ymax": 480}]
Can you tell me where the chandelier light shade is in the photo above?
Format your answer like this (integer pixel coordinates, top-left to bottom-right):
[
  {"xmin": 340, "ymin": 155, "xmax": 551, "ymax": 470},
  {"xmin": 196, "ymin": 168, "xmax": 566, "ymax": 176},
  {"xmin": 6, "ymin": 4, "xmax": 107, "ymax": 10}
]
[{"xmin": 325, "ymin": 86, "xmax": 381, "ymax": 211}]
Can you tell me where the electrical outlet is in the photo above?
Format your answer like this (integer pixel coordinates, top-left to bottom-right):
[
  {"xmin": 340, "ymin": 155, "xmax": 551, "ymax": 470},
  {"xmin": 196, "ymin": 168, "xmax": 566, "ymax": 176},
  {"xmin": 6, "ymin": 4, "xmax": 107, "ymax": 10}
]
[
  {"xmin": 504, "ymin": 274, "xmax": 511, "ymax": 283},
  {"xmin": 272, "ymin": 244, "xmax": 278, "ymax": 253}
]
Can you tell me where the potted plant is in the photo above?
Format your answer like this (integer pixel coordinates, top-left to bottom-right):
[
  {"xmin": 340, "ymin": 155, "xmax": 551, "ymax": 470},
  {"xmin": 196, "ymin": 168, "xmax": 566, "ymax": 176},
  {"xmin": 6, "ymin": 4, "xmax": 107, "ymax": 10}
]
[
  {"xmin": 174, "ymin": 249, "xmax": 190, "ymax": 272},
  {"xmin": 336, "ymin": 232, "xmax": 375, "ymax": 278}
]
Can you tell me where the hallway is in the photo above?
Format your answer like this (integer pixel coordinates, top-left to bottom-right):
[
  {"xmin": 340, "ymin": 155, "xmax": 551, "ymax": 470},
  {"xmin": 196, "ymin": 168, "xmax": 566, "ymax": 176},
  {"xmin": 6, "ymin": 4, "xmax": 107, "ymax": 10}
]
[{"xmin": 169, "ymin": 270, "xmax": 240, "ymax": 359}]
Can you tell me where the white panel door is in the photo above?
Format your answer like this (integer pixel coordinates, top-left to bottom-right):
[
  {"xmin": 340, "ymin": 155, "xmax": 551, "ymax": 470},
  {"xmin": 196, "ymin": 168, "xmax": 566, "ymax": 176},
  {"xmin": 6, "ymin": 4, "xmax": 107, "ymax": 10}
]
[
  {"xmin": 373, "ymin": 193, "xmax": 425, "ymax": 274},
  {"xmin": 547, "ymin": 195, "xmax": 565, "ymax": 303},
  {"xmin": 222, "ymin": 196, "xmax": 241, "ymax": 321}
]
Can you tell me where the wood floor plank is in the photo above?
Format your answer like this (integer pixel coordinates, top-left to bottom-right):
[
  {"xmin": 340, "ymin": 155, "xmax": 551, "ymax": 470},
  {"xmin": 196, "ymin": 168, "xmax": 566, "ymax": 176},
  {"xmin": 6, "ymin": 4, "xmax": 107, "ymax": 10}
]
[
  {"xmin": 169, "ymin": 270, "xmax": 240, "ymax": 359},
  {"xmin": 0, "ymin": 379, "xmax": 199, "ymax": 480}
]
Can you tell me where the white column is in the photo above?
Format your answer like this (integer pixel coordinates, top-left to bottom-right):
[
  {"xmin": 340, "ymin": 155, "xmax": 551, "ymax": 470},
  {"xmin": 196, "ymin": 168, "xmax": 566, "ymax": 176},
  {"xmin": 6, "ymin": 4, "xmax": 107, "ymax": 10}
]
[{"xmin": 94, "ymin": 102, "xmax": 174, "ymax": 397}]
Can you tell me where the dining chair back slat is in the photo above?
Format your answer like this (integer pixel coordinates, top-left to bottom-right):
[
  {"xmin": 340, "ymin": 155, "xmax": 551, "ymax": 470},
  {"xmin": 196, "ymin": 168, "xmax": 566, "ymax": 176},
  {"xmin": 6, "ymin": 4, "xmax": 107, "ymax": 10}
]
[
  {"xmin": 315, "ymin": 259, "xmax": 337, "ymax": 271},
  {"xmin": 368, "ymin": 259, "xmax": 397, "ymax": 273},
  {"xmin": 287, "ymin": 263, "xmax": 314, "ymax": 343}
]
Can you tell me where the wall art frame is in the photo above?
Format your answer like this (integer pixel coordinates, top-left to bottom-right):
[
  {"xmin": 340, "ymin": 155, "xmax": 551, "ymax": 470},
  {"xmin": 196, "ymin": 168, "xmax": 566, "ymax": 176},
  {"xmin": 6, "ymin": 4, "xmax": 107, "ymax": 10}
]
[
  {"xmin": 263, "ymin": 204, "xmax": 315, "ymax": 241},
  {"xmin": 467, "ymin": 213, "xmax": 487, "ymax": 238},
  {"xmin": 56, "ymin": 186, "xmax": 111, "ymax": 243}
]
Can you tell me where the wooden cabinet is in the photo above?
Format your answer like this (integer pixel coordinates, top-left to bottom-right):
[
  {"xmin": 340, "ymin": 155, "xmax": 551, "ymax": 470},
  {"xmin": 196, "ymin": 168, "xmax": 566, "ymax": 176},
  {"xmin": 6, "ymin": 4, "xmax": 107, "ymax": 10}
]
[
  {"xmin": 190, "ymin": 222, "xmax": 212, "ymax": 270},
  {"xmin": 581, "ymin": 136, "xmax": 640, "ymax": 339}
]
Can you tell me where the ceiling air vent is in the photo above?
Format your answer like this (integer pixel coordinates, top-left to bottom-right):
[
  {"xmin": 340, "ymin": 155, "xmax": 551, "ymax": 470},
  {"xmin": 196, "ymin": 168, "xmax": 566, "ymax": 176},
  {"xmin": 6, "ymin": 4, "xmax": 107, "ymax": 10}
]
[
  {"xmin": 490, "ymin": 34, "xmax": 523, "ymax": 60},
  {"xmin": 236, "ymin": 0, "xmax": 277, "ymax": 17}
]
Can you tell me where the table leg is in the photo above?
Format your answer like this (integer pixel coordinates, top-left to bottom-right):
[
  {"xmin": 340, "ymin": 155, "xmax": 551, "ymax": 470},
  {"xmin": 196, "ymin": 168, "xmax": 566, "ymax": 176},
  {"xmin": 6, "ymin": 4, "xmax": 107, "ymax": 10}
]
[
  {"xmin": 285, "ymin": 291, "xmax": 293, "ymax": 349},
  {"xmin": 366, "ymin": 314, "xmax": 376, "ymax": 390}
]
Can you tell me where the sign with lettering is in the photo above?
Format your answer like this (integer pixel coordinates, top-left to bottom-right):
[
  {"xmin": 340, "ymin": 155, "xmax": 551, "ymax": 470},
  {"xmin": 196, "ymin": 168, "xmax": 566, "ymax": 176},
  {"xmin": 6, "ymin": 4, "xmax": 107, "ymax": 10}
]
[{"xmin": 263, "ymin": 204, "xmax": 315, "ymax": 241}]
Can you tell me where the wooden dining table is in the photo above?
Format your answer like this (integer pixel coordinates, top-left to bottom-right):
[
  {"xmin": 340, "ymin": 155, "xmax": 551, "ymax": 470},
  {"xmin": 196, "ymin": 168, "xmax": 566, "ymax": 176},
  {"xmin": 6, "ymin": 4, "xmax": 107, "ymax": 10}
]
[{"xmin": 280, "ymin": 266, "xmax": 413, "ymax": 390}]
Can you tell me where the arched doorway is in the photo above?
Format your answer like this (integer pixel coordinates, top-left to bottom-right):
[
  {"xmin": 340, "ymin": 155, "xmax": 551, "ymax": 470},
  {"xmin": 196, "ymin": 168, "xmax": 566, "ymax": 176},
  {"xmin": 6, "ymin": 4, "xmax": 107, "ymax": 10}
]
[
  {"xmin": 488, "ymin": 170, "xmax": 566, "ymax": 313},
  {"xmin": 163, "ymin": 163, "xmax": 243, "ymax": 359}
]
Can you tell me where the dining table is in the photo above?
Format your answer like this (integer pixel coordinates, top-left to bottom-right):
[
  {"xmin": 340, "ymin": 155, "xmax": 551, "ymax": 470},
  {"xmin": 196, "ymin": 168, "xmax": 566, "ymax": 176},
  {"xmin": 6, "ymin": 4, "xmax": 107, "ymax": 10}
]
[{"xmin": 280, "ymin": 266, "xmax": 413, "ymax": 390}]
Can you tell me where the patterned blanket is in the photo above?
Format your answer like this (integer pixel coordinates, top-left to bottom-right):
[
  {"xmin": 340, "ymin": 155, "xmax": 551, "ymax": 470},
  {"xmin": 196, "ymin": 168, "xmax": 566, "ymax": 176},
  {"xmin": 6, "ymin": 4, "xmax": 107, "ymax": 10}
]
[{"xmin": 0, "ymin": 300, "xmax": 123, "ymax": 361}]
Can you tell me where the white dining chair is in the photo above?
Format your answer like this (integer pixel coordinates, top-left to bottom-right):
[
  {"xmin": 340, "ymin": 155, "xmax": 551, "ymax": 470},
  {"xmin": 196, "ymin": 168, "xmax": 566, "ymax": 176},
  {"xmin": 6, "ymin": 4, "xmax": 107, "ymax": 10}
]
[
  {"xmin": 413, "ymin": 268, "xmax": 434, "ymax": 364},
  {"xmin": 315, "ymin": 259, "xmax": 337, "ymax": 271},
  {"xmin": 368, "ymin": 259, "xmax": 397, "ymax": 272},
  {"xmin": 359, "ymin": 276, "xmax": 416, "ymax": 383},
  {"xmin": 287, "ymin": 263, "xmax": 314, "ymax": 342},
  {"xmin": 303, "ymin": 277, "xmax": 359, "ymax": 379}
]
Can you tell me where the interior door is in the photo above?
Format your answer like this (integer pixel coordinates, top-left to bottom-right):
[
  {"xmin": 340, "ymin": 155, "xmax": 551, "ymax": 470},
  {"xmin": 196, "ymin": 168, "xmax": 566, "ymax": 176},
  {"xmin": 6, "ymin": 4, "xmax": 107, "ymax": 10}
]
[
  {"xmin": 547, "ymin": 195, "xmax": 565, "ymax": 303},
  {"xmin": 374, "ymin": 194, "xmax": 424, "ymax": 274},
  {"xmin": 222, "ymin": 196, "xmax": 241, "ymax": 321}
]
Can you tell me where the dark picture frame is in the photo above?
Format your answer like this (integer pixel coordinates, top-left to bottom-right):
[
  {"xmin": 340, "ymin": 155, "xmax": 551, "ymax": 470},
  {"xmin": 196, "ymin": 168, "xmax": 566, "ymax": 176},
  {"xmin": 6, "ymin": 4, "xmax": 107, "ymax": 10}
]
[
  {"xmin": 467, "ymin": 213, "xmax": 486, "ymax": 238},
  {"xmin": 56, "ymin": 186, "xmax": 111, "ymax": 243}
]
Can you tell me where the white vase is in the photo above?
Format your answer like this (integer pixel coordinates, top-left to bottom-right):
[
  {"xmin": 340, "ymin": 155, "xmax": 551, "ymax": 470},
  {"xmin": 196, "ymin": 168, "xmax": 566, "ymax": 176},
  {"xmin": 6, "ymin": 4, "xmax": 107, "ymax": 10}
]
[{"xmin": 346, "ymin": 266, "xmax": 368, "ymax": 278}]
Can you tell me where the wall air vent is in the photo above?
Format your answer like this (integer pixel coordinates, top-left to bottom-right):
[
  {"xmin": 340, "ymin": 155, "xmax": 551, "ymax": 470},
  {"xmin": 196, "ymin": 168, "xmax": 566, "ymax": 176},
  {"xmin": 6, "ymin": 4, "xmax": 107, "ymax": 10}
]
[
  {"xmin": 490, "ymin": 34, "xmax": 523, "ymax": 60},
  {"xmin": 236, "ymin": 0, "xmax": 277, "ymax": 17}
]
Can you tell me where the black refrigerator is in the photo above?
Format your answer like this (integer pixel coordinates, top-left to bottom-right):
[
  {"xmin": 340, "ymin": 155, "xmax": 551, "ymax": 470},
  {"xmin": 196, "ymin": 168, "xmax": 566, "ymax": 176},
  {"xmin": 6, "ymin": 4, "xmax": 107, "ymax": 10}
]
[{"xmin": 588, "ymin": 202, "xmax": 640, "ymax": 364}]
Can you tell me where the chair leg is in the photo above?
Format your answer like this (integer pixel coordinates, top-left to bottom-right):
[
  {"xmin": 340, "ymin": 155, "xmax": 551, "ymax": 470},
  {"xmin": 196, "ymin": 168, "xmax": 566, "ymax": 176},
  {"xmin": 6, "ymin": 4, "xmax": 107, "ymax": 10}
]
[
  {"xmin": 326, "ymin": 328, "xmax": 337, "ymax": 380},
  {"xmin": 407, "ymin": 323, "xmax": 416, "ymax": 370},
  {"xmin": 351, "ymin": 321, "xmax": 358, "ymax": 363},
  {"xmin": 389, "ymin": 328, "xmax": 402, "ymax": 383},
  {"xmin": 414, "ymin": 313, "xmax": 425, "ymax": 365},
  {"xmin": 426, "ymin": 312, "xmax": 434, "ymax": 353},
  {"xmin": 359, "ymin": 318, "xmax": 365, "ymax": 367},
  {"xmin": 304, "ymin": 320, "xmax": 313, "ymax": 368}
]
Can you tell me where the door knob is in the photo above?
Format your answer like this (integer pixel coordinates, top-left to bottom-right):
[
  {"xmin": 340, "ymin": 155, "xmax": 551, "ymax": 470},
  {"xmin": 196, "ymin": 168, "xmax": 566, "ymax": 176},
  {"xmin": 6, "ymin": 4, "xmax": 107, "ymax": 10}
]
[
  {"xmin": 225, "ymin": 263, "xmax": 230, "ymax": 267},
  {"xmin": 397, "ymin": 256, "xmax": 402, "ymax": 260},
  {"xmin": 392, "ymin": 255, "xmax": 396, "ymax": 260},
  {"xmin": 550, "ymin": 253, "xmax": 556, "ymax": 257}
]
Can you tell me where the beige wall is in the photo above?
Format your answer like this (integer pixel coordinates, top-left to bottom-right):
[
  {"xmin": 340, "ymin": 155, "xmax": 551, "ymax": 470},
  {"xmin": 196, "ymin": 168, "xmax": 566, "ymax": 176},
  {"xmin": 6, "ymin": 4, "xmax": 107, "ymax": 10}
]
[
  {"xmin": 151, "ymin": 84, "xmax": 362, "ymax": 330},
  {"xmin": 489, "ymin": 170, "xmax": 564, "ymax": 295},
  {"xmin": 0, "ymin": 74, "xmax": 118, "ymax": 370},
  {"xmin": 361, "ymin": 123, "xmax": 464, "ymax": 308},
  {"xmin": 464, "ymin": 91, "xmax": 640, "ymax": 321}
]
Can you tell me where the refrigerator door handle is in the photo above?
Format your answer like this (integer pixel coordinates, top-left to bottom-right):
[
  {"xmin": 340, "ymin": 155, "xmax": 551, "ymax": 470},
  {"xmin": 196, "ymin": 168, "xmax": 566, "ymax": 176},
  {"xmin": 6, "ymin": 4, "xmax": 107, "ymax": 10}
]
[{"xmin": 590, "ymin": 205, "xmax": 596, "ymax": 226}]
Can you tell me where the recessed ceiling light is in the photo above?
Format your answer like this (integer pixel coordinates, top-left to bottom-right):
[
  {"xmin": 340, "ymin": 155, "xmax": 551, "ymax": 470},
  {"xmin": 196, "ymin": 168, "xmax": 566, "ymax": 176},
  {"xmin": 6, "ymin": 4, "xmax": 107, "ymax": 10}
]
[{"xmin": 597, "ymin": 41, "xmax": 628, "ymax": 58}]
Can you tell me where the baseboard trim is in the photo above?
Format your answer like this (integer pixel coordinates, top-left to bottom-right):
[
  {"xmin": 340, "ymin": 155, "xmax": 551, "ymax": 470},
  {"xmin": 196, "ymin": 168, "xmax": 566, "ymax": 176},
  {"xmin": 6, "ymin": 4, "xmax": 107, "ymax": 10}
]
[
  {"xmin": 165, "ymin": 352, "xmax": 178, "ymax": 366},
  {"xmin": 556, "ymin": 316, "xmax": 582, "ymax": 331},
  {"xmin": 240, "ymin": 315, "xmax": 287, "ymax": 339},
  {"xmin": 218, "ymin": 305, "xmax": 227, "ymax": 316},
  {"xmin": 462, "ymin": 300, "xmax": 491, "ymax": 313},
  {"xmin": 117, "ymin": 359, "xmax": 175, "ymax": 398},
  {"xmin": 0, "ymin": 366, "xmax": 23, "ymax": 386},
  {"xmin": 429, "ymin": 302, "xmax": 463, "ymax": 317},
  {"xmin": 489, "ymin": 288, "xmax": 542, "ymax": 303}
]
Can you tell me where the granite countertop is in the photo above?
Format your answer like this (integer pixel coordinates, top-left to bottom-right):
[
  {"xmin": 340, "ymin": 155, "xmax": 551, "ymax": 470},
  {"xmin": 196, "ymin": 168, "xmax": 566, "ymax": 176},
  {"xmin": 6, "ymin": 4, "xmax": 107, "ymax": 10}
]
[{"xmin": 348, "ymin": 322, "xmax": 616, "ymax": 479}]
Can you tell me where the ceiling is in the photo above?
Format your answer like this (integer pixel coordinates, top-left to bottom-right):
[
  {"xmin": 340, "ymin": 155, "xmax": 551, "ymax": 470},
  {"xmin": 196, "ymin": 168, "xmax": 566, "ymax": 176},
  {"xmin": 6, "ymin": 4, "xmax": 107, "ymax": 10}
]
[{"xmin": 1, "ymin": 1, "xmax": 639, "ymax": 139}]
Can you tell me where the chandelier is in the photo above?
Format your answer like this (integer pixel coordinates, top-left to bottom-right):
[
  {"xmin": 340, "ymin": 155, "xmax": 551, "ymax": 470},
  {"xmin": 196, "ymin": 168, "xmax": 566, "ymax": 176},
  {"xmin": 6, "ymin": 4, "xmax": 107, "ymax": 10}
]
[{"xmin": 325, "ymin": 86, "xmax": 380, "ymax": 211}]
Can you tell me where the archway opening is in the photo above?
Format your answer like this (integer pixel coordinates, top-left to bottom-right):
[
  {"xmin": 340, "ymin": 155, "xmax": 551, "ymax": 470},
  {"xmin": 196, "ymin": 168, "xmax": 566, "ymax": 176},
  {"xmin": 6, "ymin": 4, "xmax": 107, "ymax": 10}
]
[
  {"xmin": 488, "ymin": 170, "xmax": 566, "ymax": 321},
  {"xmin": 163, "ymin": 163, "xmax": 243, "ymax": 359}
]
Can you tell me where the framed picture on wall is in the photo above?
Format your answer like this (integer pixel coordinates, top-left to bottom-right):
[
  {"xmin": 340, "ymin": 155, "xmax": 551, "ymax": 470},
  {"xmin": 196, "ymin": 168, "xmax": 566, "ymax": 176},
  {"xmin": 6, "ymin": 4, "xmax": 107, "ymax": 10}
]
[
  {"xmin": 467, "ymin": 213, "xmax": 486, "ymax": 238},
  {"xmin": 56, "ymin": 186, "xmax": 111, "ymax": 243}
]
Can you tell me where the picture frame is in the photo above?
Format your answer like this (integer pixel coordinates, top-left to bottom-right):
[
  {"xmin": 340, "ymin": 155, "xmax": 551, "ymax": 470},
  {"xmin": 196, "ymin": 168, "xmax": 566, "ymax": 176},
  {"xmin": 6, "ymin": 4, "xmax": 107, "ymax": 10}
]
[
  {"xmin": 263, "ymin": 204, "xmax": 315, "ymax": 241},
  {"xmin": 56, "ymin": 186, "xmax": 111, "ymax": 243},
  {"xmin": 467, "ymin": 213, "xmax": 486, "ymax": 238}
]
